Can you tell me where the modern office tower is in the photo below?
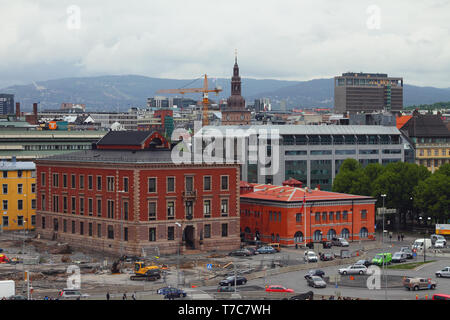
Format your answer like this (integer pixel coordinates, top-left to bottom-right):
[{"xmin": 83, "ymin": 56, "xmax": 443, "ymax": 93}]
[{"xmin": 0, "ymin": 94, "xmax": 14, "ymax": 115}]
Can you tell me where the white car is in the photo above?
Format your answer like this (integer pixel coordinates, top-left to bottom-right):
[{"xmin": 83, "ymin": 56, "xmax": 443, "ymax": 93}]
[
  {"xmin": 338, "ymin": 264, "xmax": 368, "ymax": 275},
  {"xmin": 434, "ymin": 240, "xmax": 446, "ymax": 248},
  {"xmin": 436, "ymin": 267, "xmax": 450, "ymax": 278},
  {"xmin": 304, "ymin": 251, "xmax": 318, "ymax": 263}
]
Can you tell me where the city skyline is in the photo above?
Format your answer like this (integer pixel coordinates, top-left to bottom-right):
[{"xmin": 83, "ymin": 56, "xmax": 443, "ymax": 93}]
[{"xmin": 1, "ymin": 1, "xmax": 450, "ymax": 89}]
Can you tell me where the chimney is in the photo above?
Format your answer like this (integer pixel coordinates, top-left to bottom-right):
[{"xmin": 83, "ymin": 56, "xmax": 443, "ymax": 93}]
[
  {"xmin": 15, "ymin": 102, "xmax": 20, "ymax": 118},
  {"xmin": 33, "ymin": 103, "xmax": 38, "ymax": 116}
]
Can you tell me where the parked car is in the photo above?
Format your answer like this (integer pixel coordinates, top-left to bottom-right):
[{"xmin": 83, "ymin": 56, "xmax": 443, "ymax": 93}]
[
  {"xmin": 331, "ymin": 237, "xmax": 349, "ymax": 247},
  {"xmin": 434, "ymin": 240, "xmax": 446, "ymax": 248},
  {"xmin": 157, "ymin": 287, "xmax": 187, "ymax": 298},
  {"xmin": 392, "ymin": 252, "xmax": 407, "ymax": 263},
  {"xmin": 304, "ymin": 269, "xmax": 325, "ymax": 280},
  {"xmin": 8, "ymin": 295, "xmax": 27, "ymax": 300},
  {"xmin": 219, "ymin": 276, "xmax": 247, "ymax": 286},
  {"xmin": 307, "ymin": 276, "xmax": 327, "ymax": 288},
  {"xmin": 265, "ymin": 285, "xmax": 294, "ymax": 293},
  {"xmin": 400, "ymin": 247, "xmax": 414, "ymax": 259},
  {"xmin": 217, "ymin": 286, "xmax": 239, "ymax": 292},
  {"xmin": 403, "ymin": 277, "xmax": 437, "ymax": 291},
  {"xmin": 435, "ymin": 266, "xmax": 450, "ymax": 278},
  {"xmin": 245, "ymin": 247, "xmax": 259, "ymax": 255},
  {"xmin": 431, "ymin": 234, "xmax": 446, "ymax": 246},
  {"xmin": 338, "ymin": 264, "xmax": 368, "ymax": 275},
  {"xmin": 320, "ymin": 252, "xmax": 334, "ymax": 261},
  {"xmin": 58, "ymin": 288, "xmax": 89, "ymax": 300},
  {"xmin": 268, "ymin": 243, "xmax": 281, "ymax": 252},
  {"xmin": 304, "ymin": 251, "xmax": 318, "ymax": 263},
  {"xmin": 354, "ymin": 259, "xmax": 372, "ymax": 267},
  {"xmin": 256, "ymin": 246, "xmax": 277, "ymax": 254},
  {"xmin": 371, "ymin": 253, "xmax": 392, "ymax": 266},
  {"xmin": 229, "ymin": 249, "xmax": 252, "ymax": 256},
  {"xmin": 321, "ymin": 241, "xmax": 332, "ymax": 249}
]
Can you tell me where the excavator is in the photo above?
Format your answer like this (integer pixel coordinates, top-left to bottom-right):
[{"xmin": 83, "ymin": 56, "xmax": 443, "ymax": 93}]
[{"xmin": 130, "ymin": 261, "xmax": 161, "ymax": 281}]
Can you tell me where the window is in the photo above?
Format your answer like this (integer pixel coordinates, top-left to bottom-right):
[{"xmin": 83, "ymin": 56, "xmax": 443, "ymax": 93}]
[
  {"xmin": 31, "ymin": 199, "xmax": 36, "ymax": 210},
  {"xmin": 221, "ymin": 199, "xmax": 229, "ymax": 216},
  {"xmin": 42, "ymin": 216, "xmax": 46, "ymax": 229},
  {"xmin": 168, "ymin": 226, "xmax": 175, "ymax": 240},
  {"xmin": 31, "ymin": 183, "xmax": 36, "ymax": 193},
  {"xmin": 72, "ymin": 221, "xmax": 76, "ymax": 234},
  {"xmin": 123, "ymin": 177, "xmax": 129, "ymax": 193},
  {"xmin": 71, "ymin": 174, "xmax": 76, "ymax": 188},
  {"xmin": 97, "ymin": 176, "xmax": 102, "ymax": 191},
  {"xmin": 107, "ymin": 225, "xmax": 114, "ymax": 239},
  {"xmin": 52, "ymin": 195, "xmax": 59, "ymax": 212},
  {"xmin": 2, "ymin": 184, "xmax": 7, "ymax": 194},
  {"xmin": 148, "ymin": 202, "xmax": 156, "ymax": 220},
  {"xmin": 361, "ymin": 210, "xmax": 367, "ymax": 220},
  {"xmin": 52, "ymin": 173, "xmax": 59, "ymax": 187},
  {"xmin": 124, "ymin": 227, "xmax": 128, "ymax": 241},
  {"xmin": 343, "ymin": 211, "xmax": 348, "ymax": 221},
  {"xmin": 88, "ymin": 223, "xmax": 93, "ymax": 237},
  {"xmin": 79, "ymin": 175, "xmax": 84, "ymax": 190},
  {"xmin": 79, "ymin": 198, "xmax": 84, "ymax": 215},
  {"xmin": 185, "ymin": 176, "xmax": 193, "ymax": 192},
  {"xmin": 204, "ymin": 224, "xmax": 211, "ymax": 238},
  {"xmin": 296, "ymin": 213, "xmax": 303, "ymax": 223},
  {"xmin": 41, "ymin": 195, "xmax": 46, "ymax": 211},
  {"xmin": 97, "ymin": 224, "xmax": 102, "ymax": 238},
  {"xmin": 2, "ymin": 200, "xmax": 7, "ymax": 210},
  {"xmin": 221, "ymin": 176, "xmax": 229, "ymax": 190},
  {"xmin": 148, "ymin": 178, "xmax": 156, "ymax": 193},
  {"xmin": 88, "ymin": 198, "xmax": 93, "ymax": 216},
  {"xmin": 221, "ymin": 223, "xmax": 228, "ymax": 237},
  {"xmin": 336, "ymin": 211, "xmax": 341, "ymax": 221},
  {"xmin": 149, "ymin": 228, "xmax": 156, "ymax": 241},
  {"xmin": 63, "ymin": 174, "xmax": 67, "ymax": 188},
  {"xmin": 165, "ymin": 176, "xmax": 175, "ymax": 193},
  {"xmin": 203, "ymin": 176, "xmax": 211, "ymax": 191},
  {"xmin": 123, "ymin": 201, "xmax": 129, "ymax": 220},
  {"xmin": 203, "ymin": 200, "xmax": 211, "ymax": 217},
  {"xmin": 17, "ymin": 170, "xmax": 22, "ymax": 178},
  {"xmin": 329, "ymin": 211, "xmax": 334, "ymax": 222},
  {"xmin": 97, "ymin": 199, "xmax": 102, "ymax": 217},
  {"xmin": 107, "ymin": 200, "xmax": 114, "ymax": 219},
  {"xmin": 71, "ymin": 197, "xmax": 76, "ymax": 214},
  {"xmin": 315, "ymin": 212, "xmax": 320, "ymax": 223},
  {"xmin": 185, "ymin": 201, "xmax": 193, "ymax": 219},
  {"xmin": 167, "ymin": 201, "xmax": 175, "ymax": 220},
  {"xmin": 62, "ymin": 196, "xmax": 67, "ymax": 213},
  {"xmin": 63, "ymin": 219, "xmax": 67, "ymax": 232},
  {"xmin": 107, "ymin": 177, "xmax": 114, "ymax": 192},
  {"xmin": 2, "ymin": 216, "xmax": 8, "ymax": 227},
  {"xmin": 3, "ymin": 171, "xmax": 7, "ymax": 178},
  {"xmin": 80, "ymin": 222, "xmax": 84, "ymax": 235},
  {"xmin": 88, "ymin": 175, "xmax": 93, "ymax": 190}
]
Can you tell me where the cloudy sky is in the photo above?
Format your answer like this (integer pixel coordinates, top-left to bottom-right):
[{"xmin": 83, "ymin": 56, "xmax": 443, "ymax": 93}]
[{"xmin": 1, "ymin": 0, "xmax": 450, "ymax": 88}]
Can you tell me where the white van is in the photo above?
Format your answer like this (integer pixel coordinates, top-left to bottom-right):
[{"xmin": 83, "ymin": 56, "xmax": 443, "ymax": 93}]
[{"xmin": 412, "ymin": 239, "xmax": 432, "ymax": 251}]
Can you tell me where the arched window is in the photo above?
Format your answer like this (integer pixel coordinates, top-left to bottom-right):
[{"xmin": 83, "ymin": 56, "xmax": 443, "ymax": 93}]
[
  {"xmin": 327, "ymin": 229, "xmax": 337, "ymax": 240},
  {"xmin": 313, "ymin": 230, "xmax": 322, "ymax": 241},
  {"xmin": 360, "ymin": 227, "xmax": 369, "ymax": 239},
  {"xmin": 341, "ymin": 228, "xmax": 350, "ymax": 239},
  {"xmin": 294, "ymin": 231, "xmax": 304, "ymax": 243}
]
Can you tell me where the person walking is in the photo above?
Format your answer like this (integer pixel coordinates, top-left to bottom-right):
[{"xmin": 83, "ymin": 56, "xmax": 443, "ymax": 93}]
[
  {"xmin": 132, "ymin": 292, "xmax": 136, "ymax": 300},
  {"xmin": 401, "ymin": 233, "xmax": 404, "ymax": 242},
  {"xmin": 122, "ymin": 292, "xmax": 127, "ymax": 300},
  {"xmin": 106, "ymin": 292, "xmax": 110, "ymax": 300},
  {"xmin": 398, "ymin": 234, "xmax": 401, "ymax": 242}
]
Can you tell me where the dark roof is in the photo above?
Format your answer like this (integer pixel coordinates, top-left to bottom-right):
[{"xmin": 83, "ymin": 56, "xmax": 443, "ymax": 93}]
[
  {"xmin": 97, "ymin": 131, "xmax": 155, "ymax": 146},
  {"xmin": 401, "ymin": 114, "xmax": 450, "ymax": 138}
]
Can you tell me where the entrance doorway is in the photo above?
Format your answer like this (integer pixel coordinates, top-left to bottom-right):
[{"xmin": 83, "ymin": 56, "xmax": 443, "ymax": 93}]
[{"xmin": 184, "ymin": 226, "xmax": 195, "ymax": 249}]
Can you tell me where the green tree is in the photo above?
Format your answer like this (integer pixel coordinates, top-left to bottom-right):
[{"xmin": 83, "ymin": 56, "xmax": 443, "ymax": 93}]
[
  {"xmin": 332, "ymin": 159, "xmax": 364, "ymax": 195},
  {"xmin": 414, "ymin": 163, "xmax": 450, "ymax": 223}
]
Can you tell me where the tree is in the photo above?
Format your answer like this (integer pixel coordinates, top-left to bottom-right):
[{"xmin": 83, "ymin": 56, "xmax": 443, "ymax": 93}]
[
  {"xmin": 332, "ymin": 159, "xmax": 364, "ymax": 195},
  {"xmin": 414, "ymin": 163, "xmax": 450, "ymax": 223}
]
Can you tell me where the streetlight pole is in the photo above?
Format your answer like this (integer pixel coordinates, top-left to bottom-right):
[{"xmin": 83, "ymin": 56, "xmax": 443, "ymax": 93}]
[
  {"xmin": 381, "ymin": 194, "xmax": 386, "ymax": 244},
  {"xmin": 175, "ymin": 222, "xmax": 182, "ymax": 287},
  {"xmin": 380, "ymin": 194, "xmax": 387, "ymax": 300}
]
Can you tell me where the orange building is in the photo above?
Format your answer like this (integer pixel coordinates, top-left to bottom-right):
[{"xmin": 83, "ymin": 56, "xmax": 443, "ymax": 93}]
[{"xmin": 240, "ymin": 179, "xmax": 376, "ymax": 247}]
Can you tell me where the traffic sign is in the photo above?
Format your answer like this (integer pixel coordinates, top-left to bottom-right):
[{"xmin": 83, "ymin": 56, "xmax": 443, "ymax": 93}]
[{"xmin": 206, "ymin": 263, "xmax": 212, "ymax": 270}]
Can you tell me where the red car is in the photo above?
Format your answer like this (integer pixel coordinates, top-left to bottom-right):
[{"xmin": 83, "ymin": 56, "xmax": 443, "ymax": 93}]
[{"xmin": 265, "ymin": 285, "xmax": 294, "ymax": 293}]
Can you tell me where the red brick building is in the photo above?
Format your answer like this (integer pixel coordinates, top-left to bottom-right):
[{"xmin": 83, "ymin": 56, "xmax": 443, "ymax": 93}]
[
  {"xmin": 35, "ymin": 131, "xmax": 241, "ymax": 255},
  {"xmin": 240, "ymin": 179, "xmax": 376, "ymax": 247}
]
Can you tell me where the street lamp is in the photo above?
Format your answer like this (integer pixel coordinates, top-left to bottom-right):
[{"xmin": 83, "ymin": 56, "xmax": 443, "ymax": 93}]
[
  {"xmin": 175, "ymin": 222, "xmax": 182, "ymax": 286},
  {"xmin": 380, "ymin": 194, "xmax": 387, "ymax": 300},
  {"xmin": 381, "ymin": 194, "xmax": 387, "ymax": 244}
]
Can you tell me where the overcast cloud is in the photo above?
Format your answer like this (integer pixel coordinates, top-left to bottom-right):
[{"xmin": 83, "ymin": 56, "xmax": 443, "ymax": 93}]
[{"xmin": 1, "ymin": 0, "xmax": 450, "ymax": 88}]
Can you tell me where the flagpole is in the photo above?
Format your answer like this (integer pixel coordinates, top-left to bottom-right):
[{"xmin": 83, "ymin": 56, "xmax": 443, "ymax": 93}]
[{"xmin": 304, "ymin": 192, "xmax": 307, "ymax": 247}]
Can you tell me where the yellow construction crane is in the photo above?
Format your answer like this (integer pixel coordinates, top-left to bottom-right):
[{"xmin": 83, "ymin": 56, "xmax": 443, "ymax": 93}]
[{"xmin": 156, "ymin": 74, "xmax": 222, "ymax": 126}]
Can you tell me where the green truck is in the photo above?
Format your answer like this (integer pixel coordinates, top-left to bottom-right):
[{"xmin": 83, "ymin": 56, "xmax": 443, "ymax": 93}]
[{"xmin": 371, "ymin": 253, "xmax": 392, "ymax": 266}]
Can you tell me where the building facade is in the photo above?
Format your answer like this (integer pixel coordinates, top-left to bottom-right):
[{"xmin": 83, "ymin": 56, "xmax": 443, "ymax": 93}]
[
  {"xmin": 196, "ymin": 125, "xmax": 405, "ymax": 191},
  {"xmin": 334, "ymin": 73, "xmax": 403, "ymax": 114},
  {"xmin": 240, "ymin": 180, "xmax": 376, "ymax": 246},
  {"xmin": 0, "ymin": 94, "xmax": 14, "ymax": 115},
  {"xmin": 0, "ymin": 160, "xmax": 36, "ymax": 232},
  {"xmin": 35, "ymin": 131, "xmax": 241, "ymax": 255}
]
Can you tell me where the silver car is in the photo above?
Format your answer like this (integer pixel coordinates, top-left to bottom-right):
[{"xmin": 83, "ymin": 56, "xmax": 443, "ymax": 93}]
[
  {"xmin": 436, "ymin": 266, "xmax": 450, "ymax": 278},
  {"xmin": 338, "ymin": 264, "xmax": 368, "ymax": 275}
]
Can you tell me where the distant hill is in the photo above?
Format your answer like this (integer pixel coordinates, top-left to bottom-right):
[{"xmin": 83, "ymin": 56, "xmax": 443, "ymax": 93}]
[{"xmin": 1, "ymin": 75, "xmax": 450, "ymax": 111}]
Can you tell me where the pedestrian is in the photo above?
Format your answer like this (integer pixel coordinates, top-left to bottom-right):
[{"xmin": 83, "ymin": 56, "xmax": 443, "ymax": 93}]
[
  {"xmin": 132, "ymin": 292, "xmax": 136, "ymax": 300},
  {"xmin": 398, "ymin": 234, "xmax": 400, "ymax": 242},
  {"xmin": 106, "ymin": 292, "xmax": 110, "ymax": 300},
  {"xmin": 122, "ymin": 292, "xmax": 127, "ymax": 300},
  {"xmin": 401, "ymin": 234, "xmax": 404, "ymax": 242}
]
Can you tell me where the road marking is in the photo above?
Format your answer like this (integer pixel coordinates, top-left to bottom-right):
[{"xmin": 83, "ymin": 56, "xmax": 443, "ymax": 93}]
[{"xmin": 414, "ymin": 261, "xmax": 437, "ymax": 272}]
